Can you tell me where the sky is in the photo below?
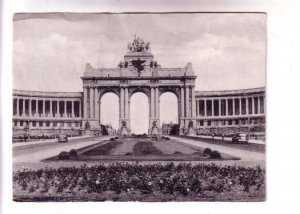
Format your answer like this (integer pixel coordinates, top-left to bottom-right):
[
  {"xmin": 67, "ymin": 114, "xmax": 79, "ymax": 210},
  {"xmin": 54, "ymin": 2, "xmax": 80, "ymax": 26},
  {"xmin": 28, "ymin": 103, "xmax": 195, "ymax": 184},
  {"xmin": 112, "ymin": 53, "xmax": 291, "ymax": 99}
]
[{"xmin": 13, "ymin": 13, "xmax": 266, "ymax": 131}]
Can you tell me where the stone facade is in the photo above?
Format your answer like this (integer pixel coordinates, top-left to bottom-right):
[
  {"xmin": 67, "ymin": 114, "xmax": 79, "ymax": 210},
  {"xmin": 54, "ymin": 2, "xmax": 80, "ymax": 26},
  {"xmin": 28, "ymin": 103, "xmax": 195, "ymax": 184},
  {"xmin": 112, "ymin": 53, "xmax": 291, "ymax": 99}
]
[
  {"xmin": 12, "ymin": 90, "xmax": 83, "ymax": 137},
  {"xmin": 195, "ymin": 88, "xmax": 265, "ymax": 133},
  {"xmin": 81, "ymin": 36, "xmax": 197, "ymax": 135}
]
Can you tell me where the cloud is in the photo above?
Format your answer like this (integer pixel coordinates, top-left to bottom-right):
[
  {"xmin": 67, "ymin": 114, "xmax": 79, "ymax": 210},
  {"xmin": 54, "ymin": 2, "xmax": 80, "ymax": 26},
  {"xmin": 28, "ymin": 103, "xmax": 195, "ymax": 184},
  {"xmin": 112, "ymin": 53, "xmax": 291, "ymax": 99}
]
[{"xmin": 13, "ymin": 13, "xmax": 266, "ymax": 92}]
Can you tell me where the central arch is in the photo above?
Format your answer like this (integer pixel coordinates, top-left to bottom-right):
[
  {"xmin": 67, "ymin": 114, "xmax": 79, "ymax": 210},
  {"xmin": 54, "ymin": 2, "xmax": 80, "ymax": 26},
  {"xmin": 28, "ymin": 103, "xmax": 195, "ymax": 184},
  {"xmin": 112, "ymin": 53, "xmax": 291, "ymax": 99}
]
[
  {"xmin": 100, "ymin": 92, "xmax": 119, "ymax": 135},
  {"xmin": 130, "ymin": 92, "xmax": 149, "ymax": 134},
  {"xmin": 160, "ymin": 92, "xmax": 179, "ymax": 135}
]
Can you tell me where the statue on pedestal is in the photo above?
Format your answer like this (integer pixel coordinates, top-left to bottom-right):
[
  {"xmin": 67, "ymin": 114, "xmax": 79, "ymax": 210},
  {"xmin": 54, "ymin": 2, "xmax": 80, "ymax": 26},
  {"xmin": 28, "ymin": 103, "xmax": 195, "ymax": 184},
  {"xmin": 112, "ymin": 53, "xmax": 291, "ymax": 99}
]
[
  {"xmin": 127, "ymin": 35, "xmax": 151, "ymax": 53},
  {"xmin": 187, "ymin": 120, "xmax": 196, "ymax": 136},
  {"xmin": 120, "ymin": 120, "xmax": 129, "ymax": 136},
  {"xmin": 150, "ymin": 120, "xmax": 159, "ymax": 135},
  {"xmin": 85, "ymin": 121, "xmax": 90, "ymax": 130}
]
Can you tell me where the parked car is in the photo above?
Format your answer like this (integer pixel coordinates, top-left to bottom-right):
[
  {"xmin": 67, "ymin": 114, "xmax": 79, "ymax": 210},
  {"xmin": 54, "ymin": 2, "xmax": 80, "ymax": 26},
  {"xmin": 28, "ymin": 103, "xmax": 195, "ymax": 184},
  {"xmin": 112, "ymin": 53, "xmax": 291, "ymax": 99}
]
[
  {"xmin": 58, "ymin": 134, "xmax": 68, "ymax": 143},
  {"xmin": 231, "ymin": 133, "xmax": 248, "ymax": 144}
]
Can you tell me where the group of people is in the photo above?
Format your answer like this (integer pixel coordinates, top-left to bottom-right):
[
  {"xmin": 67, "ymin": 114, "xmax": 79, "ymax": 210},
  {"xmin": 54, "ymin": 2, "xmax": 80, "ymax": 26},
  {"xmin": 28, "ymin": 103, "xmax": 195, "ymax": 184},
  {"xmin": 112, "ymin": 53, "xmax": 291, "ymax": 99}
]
[{"xmin": 13, "ymin": 163, "xmax": 265, "ymax": 198}]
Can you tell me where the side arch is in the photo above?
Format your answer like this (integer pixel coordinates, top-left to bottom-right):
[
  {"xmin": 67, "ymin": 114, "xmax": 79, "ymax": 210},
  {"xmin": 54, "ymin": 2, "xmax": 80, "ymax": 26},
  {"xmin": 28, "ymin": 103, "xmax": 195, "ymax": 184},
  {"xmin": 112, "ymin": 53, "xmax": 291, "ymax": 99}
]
[
  {"xmin": 159, "ymin": 87, "xmax": 180, "ymax": 99},
  {"xmin": 98, "ymin": 87, "xmax": 120, "ymax": 101}
]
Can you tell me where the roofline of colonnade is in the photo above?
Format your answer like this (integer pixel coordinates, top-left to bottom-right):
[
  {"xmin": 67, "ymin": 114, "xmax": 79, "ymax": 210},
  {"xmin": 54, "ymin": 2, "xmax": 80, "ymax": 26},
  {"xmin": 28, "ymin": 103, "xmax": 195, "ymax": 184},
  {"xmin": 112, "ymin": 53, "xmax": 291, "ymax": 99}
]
[{"xmin": 12, "ymin": 86, "xmax": 265, "ymax": 97}]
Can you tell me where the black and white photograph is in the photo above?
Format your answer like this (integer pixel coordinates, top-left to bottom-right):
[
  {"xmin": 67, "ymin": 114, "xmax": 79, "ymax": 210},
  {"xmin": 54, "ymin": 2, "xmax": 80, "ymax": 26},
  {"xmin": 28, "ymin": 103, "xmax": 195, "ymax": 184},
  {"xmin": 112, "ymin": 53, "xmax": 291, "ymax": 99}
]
[{"xmin": 11, "ymin": 12, "xmax": 267, "ymax": 202}]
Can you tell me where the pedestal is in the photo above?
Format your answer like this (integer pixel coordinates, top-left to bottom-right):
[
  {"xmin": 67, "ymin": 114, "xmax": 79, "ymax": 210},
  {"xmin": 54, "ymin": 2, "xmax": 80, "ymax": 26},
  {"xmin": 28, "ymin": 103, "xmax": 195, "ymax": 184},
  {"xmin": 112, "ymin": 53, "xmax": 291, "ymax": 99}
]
[
  {"xmin": 82, "ymin": 119, "xmax": 101, "ymax": 135},
  {"xmin": 119, "ymin": 126, "xmax": 129, "ymax": 136},
  {"xmin": 150, "ymin": 126, "xmax": 160, "ymax": 135},
  {"xmin": 187, "ymin": 127, "xmax": 196, "ymax": 136}
]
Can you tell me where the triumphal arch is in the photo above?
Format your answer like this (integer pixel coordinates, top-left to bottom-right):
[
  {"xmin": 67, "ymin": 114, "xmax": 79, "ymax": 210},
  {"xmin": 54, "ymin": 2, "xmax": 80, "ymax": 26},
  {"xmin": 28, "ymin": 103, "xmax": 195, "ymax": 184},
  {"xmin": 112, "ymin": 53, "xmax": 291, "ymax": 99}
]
[{"xmin": 81, "ymin": 36, "xmax": 197, "ymax": 135}]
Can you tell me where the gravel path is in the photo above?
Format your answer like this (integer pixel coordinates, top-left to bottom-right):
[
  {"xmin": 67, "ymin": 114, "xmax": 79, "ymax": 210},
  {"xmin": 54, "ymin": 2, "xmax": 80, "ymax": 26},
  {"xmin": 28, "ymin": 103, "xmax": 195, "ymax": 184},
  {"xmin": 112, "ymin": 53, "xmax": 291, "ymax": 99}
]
[{"xmin": 171, "ymin": 136, "xmax": 265, "ymax": 166}]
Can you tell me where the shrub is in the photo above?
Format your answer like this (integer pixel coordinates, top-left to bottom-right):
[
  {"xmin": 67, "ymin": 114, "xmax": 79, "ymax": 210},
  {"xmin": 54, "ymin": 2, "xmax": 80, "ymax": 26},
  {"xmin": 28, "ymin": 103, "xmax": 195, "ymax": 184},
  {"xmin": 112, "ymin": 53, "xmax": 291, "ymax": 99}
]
[
  {"xmin": 173, "ymin": 151, "xmax": 182, "ymax": 155},
  {"xmin": 110, "ymin": 138, "xmax": 115, "ymax": 141},
  {"xmin": 161, "ymin": 136, "xmax": 165, "ymax": 139},
  {"xmin": 125, "ymin": 152, "xmax": 133, "ymax": 156},
  {"xmin": 203, "ymin": 148, "xmax": 212, "ymax": 156},
  {"xmin": 210, "ymin": 150, "xmax": 222, "ymax": 159},
  {"xmin": 69, "ymin": 149, "xmax": 78, "ymax": 157},
  {"xmin": 165, "ymin": 137, "xmax": 170, "ymax": 140},
  {"xmin": 114, "ymin": 137, "xmax": 119, "ymax": 140},
  {"xmin": 57, "ymin": 151, "xmax": 70, "ymax": 160}
]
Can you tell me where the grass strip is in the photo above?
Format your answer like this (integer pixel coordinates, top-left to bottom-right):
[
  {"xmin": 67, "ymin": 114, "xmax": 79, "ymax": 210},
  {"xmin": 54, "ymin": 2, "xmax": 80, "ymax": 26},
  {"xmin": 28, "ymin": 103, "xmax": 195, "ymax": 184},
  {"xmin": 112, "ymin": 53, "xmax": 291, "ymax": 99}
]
[
  {"xmin": 82, "ymin": 141, "xmax": 122, "ymax": 155},
  {"xmin": 133, "ymin": 141, "xmax": 163, "ymax": 155}
]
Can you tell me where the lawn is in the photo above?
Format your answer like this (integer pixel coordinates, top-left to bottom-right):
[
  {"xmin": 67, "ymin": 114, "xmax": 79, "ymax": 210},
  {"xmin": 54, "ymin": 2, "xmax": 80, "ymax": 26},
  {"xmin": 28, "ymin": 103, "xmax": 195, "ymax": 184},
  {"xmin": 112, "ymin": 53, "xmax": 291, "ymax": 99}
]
[
  {"xmin": 44, "ymin": 137, "xmax": 239, "ymax": 162},
  {"xmin": 132, "ymin": 141, "xmax": 164, "ymax": 155}
]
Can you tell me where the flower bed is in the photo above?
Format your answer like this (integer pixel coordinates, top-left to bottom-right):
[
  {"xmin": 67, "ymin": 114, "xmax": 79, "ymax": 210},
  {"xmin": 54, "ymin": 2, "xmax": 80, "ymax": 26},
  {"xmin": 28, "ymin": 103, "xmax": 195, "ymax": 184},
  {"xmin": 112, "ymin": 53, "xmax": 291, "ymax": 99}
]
[{"xmin": 13, "ymin": 163, "xmax": 265, "ymax": 202}]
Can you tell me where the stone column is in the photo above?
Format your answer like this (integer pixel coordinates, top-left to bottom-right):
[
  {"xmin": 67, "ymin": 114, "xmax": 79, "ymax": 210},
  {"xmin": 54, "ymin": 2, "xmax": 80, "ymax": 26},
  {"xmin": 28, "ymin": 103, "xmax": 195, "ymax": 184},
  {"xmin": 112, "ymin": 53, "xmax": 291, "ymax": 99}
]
[
  {"xmin": 125, "ymin": 87, "xmax": 129, "ymax": 119},
  {"xmin": 258, "ymin": 97, "xmax": 261, "ymax": 114},
  {"xmin": 150, "ymin": 87, "xmax": 154, "ymax": 118},
  {"xmin": 128, "ymin": 100, "xmax": 131, "ymax": 129},
  {"xmin": 148, "ymin": 98, "xmax": 151, "ymax": 131},
  {"xmin": 94, "ymin": 89, "xmax": 99, "ymax": 120},
  {"xmin": 71, "ymin": 100, "xmax": 74, "ymax": 118},
  {"xmin": 226, "ymin": 99, "xmax": 229, "ymax": 116},
  {"xmin": 36, "ymin": 100, "xmax": 39, "ymax": 116},
  {"xmin": 246, "ymin": 97, "xmax": 249, "ymax": 115},
  {"xmin": 177, "ymin": 99, "xmax": 181, "ymax": 120},
  {"xmin": 43, "ymin": 99, "xmax": 46, "ymax": 117},
  {"xmin": 16, "ymin": 98, "xmax": 19, "ymax": 116},
  {"xmin": 219, "ymin": 99, "xmax": 221, "ymax": 116},
  {"xmin": 64, "ymin": 101, "xmax": 67, "ymax": 118},
  {"xmin": 99, "ymin": 100, "xmax": 101, "ymax": 123},
  {"xmin": 204, "ymin": 99, "xmax": 207, "ymax": 116},
  {"xmin": 49, "ymin": 100, "xmax": 52, "ymax": 117},
  {"xmin": 252, "ymin": 97, "xmax": 255, "ymax": 114},
  {"xmin": 233, "ymin": 98, "xmax": 236, "ymax": 115},
  {"xmin": 185, "ymin": 86, "xmax": 190, "ymax": 118},
  {"xmin": 239, "ymin": 98, "xmax": 242, "ymax": 115},
  {"xmin": 83, "ymin": 87, "xmax": 88, "ymax": 118},
  {"xmin": 155, "ymin": 87, "xmax": 160, "ymax": 119},
  {"xmin": 79, "ymin": 101, "xmax": 81, "ymax": 117},
  {"xmin": 22, "ymin": 99, "xmax": 25, "ymax": 117},
  {"xmin": 56, "ymin": 100, "xmax": 59, "ymax": 117},
  {"xmin": 180, "ymin": 87, "xmax": 185, "ymax": 118},
  {"xmin": 90, "ymin": 88, "xmax": 94, "ymax": 118},
  {"xmin": 120, "ymin": 87, "xmax": 124, "ymax": 119},
  {"xmin": 262, "ymin": 96, "xmax": 265, "ymax": 113},
  {"xmin": 29, "ymin": 99, "xmax": 32, "ymax": 117},
  {"xmin": 211, "ymin": 99, "xmax": 214, "ymax": 117},
  {"xmin": 191, "ymin": 87, "xmax": 196, "ymax": 118}
]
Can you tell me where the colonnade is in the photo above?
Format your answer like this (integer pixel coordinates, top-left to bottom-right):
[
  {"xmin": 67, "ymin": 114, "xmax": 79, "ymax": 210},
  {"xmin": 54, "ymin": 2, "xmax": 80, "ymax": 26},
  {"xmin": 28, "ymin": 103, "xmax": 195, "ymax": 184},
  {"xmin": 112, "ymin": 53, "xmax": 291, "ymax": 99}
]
[
  {"xmin": 13, "ymin": 98, "xmax": 81, "ymax": 118},
  {"xmin": 195, "ymin": 96, "xmax": 264, "ymax": 117}
]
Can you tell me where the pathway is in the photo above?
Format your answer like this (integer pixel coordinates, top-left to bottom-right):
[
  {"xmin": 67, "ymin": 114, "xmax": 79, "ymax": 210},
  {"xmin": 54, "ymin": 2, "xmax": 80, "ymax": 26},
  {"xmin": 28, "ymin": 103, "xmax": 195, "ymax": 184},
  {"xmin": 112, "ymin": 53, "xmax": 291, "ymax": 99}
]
[
  {"xmin": 13, "ymin": 136, "xmax": 111, "ymax": 163},
  {"xmin": 171, "ymin": 136, "xmax": 265, "ymax": 166}
]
